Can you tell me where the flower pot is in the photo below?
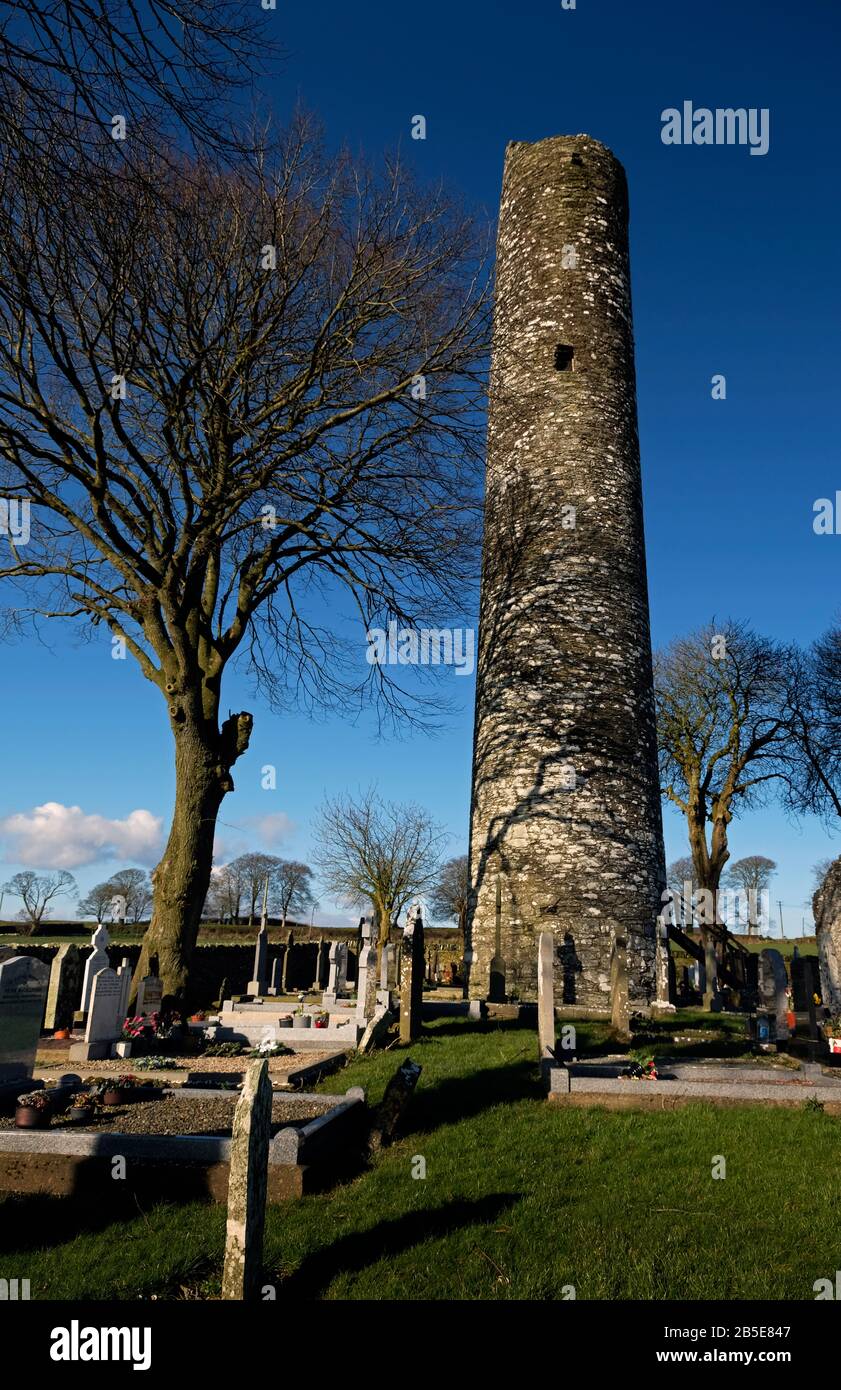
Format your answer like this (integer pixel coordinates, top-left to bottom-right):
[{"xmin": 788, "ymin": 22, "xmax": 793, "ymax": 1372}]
[
  {"xmin": 278, "ymin": 1017, "xmax": 293, "ymax": 1029},
  {"xmin": 67, "ymin": 1106, "xmax": 95, "ymax": 1124},
  {"xmin": 297, "ymin": 1015, "xmax": 311, "ymax": 1028},
  {"xmin": 15, "ymin": 1104, "xmax": 49, "ymax": 1129},
  {"xmin": 314, "ymin": 1019, "xmax": 328, "ymax": 1029},
  {"xmin": 828, "ymin": 1037, "xmax": 841, "ymax": 1056},
  {"xmin": 53, "ymin": 1028, "xmax": 71, "ymax": 1040},
  {"xmin": 102, "ymin": 1088, "xmax": 126, "ymax": 1106},
  {"xmin": 786, "ymin": 1011, "xmax": 796, "ymax": 1030}
]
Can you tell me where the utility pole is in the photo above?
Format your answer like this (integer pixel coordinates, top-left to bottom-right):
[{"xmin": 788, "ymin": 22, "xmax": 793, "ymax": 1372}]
[{"xmin": 778, "ymin": 900, "xmax": 785, "ymax": 939}]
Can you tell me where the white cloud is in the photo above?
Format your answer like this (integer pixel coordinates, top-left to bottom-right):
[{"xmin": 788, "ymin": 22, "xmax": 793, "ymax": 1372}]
[
  {"xmin": 0, "ymin": 802, "xmax": 163, "ymax": 870},
  {"xmin": 247, "ymin": 812, "xmax": 294, "ymax": 848}
]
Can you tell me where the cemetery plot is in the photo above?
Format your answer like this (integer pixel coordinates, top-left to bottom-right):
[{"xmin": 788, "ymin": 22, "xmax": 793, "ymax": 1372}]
[{"xmin": 0, "ymin": 1083, "xmax": 368, "ymax": 1202}]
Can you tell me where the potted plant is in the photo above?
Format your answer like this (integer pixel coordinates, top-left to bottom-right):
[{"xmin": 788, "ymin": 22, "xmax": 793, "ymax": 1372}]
[
  {"xmin": 785, "ymin": 988, "xmax": 796, "ymax": 1033},
  {"xmin": 66, "ymin": 1091, "xmax": 96, "ymax": 1124},
  {"xmin": 15, "ymin": 1090, "xmax": 52, "ymax": 1128},
  {"xmin": 624, "ymin": 1050, "xmax": 658, "ymax": 1082},
  {"xmin": 822, "ymin": 1013, "xmax": 841, "ymax": 1055},
  {"xmin": 278, "ymin": 1014, "xmax": 293, "ymax": 1029},
  {"xmin": 102, "ymin": 1074, "xmax": 140, "ymax": 1105},
  {"xmin": 53, "ymin": 1028, "xmax": 71, "ymax": 1040},
  {"xmin": 313, "ymin": 1012, "xmax": 330, "ymax": 1029}
]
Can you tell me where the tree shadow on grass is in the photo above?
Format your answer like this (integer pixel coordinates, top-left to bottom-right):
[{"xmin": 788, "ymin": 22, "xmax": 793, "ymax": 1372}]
[
  {"xmin": 0, "ymin": 1183, "xmax": 214, "ymax": 1257},
  {"xmin": 400, "ymin": 1059, "xmax": 542, "ymax": 1139},
  {"xmin": 420, "ymin": 1017, "xmax": 533, "ymax": 1040},
  {"xmin": 277, "ymin": 1192, "xmax": 519, "ymax": 1298}
]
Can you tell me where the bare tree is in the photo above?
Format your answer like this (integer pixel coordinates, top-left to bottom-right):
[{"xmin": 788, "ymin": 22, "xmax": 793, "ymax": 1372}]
[
  {"xmin": 107, "ymin": 867, "xmax": 153, "ymax": 923},
  {"xmin": 271, "ymin": 859, "xmax": 316, "ymax": 927},
  {"xmin": 3, "ymin": 869, "xmax": 77, "ymax": 932},
  {"xmin": 314, "ymin": 789, "xmax": 445, "ymax": 959},
  {"xmin": 429, "ymin": 854, "xmax": 469, "ymax": 933},
  {"xmin": 204, "ymin": 860, "xmax": 246, "ymax": 924},
  {"xmin": 0, "ymin": 123, "xmax": 489, "ymax": 998},
  {"xmin": 655, "ymin": 621, "xmax": 796, "ymax": 1001},
  {"xmin": 656, "ymin": 622, "xmax": 795, "ymax": 897},
  {"xmin": 228, "ymin": 852, "xmax": 281, "ymax": 925},
  {"xmin": 77, "ymin": 880, "xmax": 118, "ymax": 922},
  {"xmin": 0, "ymin": 0, "xmax": 275, "ymax": 173},
  {"xmin": 77, "ymin": 868, "xmax": 151, "ymax": 922}
]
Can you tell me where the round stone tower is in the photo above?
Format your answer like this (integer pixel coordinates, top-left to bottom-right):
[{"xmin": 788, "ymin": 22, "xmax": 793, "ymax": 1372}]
[{"xmin": 466, "ymin": 134, "xmax": 665, "ymax": 1010}]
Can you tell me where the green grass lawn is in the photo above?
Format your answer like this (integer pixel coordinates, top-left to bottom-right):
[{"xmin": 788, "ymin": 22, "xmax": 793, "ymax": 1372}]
[{"xmin": 2, "ymin": 1016, "xmax": 839, "ymax": 1300}]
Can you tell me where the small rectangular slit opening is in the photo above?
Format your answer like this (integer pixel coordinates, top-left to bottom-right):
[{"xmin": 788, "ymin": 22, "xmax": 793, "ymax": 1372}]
[{"xmin": 554, "ymin": 344, "xmax": 575, "ymax": 372}]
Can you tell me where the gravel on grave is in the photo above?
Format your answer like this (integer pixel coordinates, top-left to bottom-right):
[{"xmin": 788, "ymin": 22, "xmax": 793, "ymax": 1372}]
[
  {"xmin": 34, "ymin": 1050, "xmax": 340, "ymax": 1075},
  {"xmin": 0, "ymin": 1092, "xmax": 333, "ymax": 1137}
]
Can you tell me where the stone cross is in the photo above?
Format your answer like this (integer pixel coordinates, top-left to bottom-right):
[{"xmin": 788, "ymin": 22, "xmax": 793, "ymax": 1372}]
[
  {"xmin": 0, "ymin": 955, "xmax": 50, "ymax": 1084},
  {"xmin": 222, "ymin": 1058, "xmax": 273, "ymax": 1300},
  {"xmin": 44, "ymin": 944, "xmax": 82, "ymax": 1033},
  {"xmin": 80, "ymin": 923, "xmax": 110, "ymax": 1015},
  {"xmin": 537, "ymin": 931, "xmax": 556, "ymax": 1064},
  {"xmin": 248, "ymin": 925, "xmax": 269, "ymax": 997}
]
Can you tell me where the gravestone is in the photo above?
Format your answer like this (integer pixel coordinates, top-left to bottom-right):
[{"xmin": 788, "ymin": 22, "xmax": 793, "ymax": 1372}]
[
  {"xmin": 537, "ymin": 931, "xmax": 556, "ymax": 1064},
  {"xmin": 368, "ymin": 1058, "xmax": 422, "ymax": 1152},
  {"xmin": 136, "ymin": 973, "xmax": 163, "ymax": 1018},
  {"xmin": 44, "ymin": 944, "xmax": 82, "ymax": 1032},
  {"xmin": 248, "ymin": 925, "xmax": 269, "ymax": 996},
  {"xmin": 409, "ymin": 906, "xmax": 424, "ymax": 1021},
  {"xmin": 70, "ymin": 968, "xmax": 123, "ymax": 1060},
  {"xmin": 80, "ymin": 923, "xmax": 110, "ymax": 1015},
  {"xmin": 336, "ymin": 942, "xmax": 349, "ymax": 993},
  {"xmin": 312, "ymin": 937, "xmax": 327, "ymax": 991},
  {"xmin": 609, "ymin": 935, "xmax": 631, "ymax": 1039},
  {"xmin": 110, "ymin": 894, "xmax": 127, "ymax": 925},
  {"xmin": 0, "ymin": 955, "xmax": 50, "ymax": 1085},
  {"xmin": 116, "ymin": 957, "xmax": 132, "ymax": 1023},
  {"xmin": 378, "ymin": 942, "xmax": 397, "ymax": 1008},
  {"xmin": 399, "ymin": 911, "xmax": 424, "ymax": 1044},
  {"xmin": 758, "ymin": 949, "xmax": 790, "ymax": 1041},
  {"xmin": 268, "ymin": 956, "xmax": 283, "ymax": 996},
  {"xmin": 222, "ymin": 1059, "xmax": 273, "ymax": 1300},
  {"xmin": 280, "ymin": 931, "xmax": 294, "ymax": 992},
  {"xmin": 654, "ymin": 916, "xmax": 676, "ymax": 1011},
  {"xmin": 357, "ymin": 942, "xmax": 379, "ymax": 1022}
]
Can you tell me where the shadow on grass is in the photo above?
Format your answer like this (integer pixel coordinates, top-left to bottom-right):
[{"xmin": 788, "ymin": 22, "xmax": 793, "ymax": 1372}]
[
  {"xmin": 404, "ymin": 1059, "xmax": 542, "ymax": 1138},
  {"xmin": 277, "ymin": 1192, "xmax": 519, "ymax": 1298},
  {"xmin": 421, "ymin": 1017, "xmax": 534, "ymax": 1040},
  {"xmin": 0, "ymin": 1188, "xmax": 171, "ymax": 1255}
]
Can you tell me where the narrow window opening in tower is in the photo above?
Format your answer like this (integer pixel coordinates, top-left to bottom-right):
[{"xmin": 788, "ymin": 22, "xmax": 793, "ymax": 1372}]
[
  {"xmin": 554, "ymin": 344, "xmax": 575, "ymax": 372},
  {"xmin": 571, "ymin": 152, "xmax": 584, "ymax": 165}
]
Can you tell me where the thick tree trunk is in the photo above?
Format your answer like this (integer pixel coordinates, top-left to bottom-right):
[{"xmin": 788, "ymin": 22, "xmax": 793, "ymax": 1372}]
[
  {"xmin": 134, "ymin": 709, "xmax": 252, "ymax": 1003},
  {"xmin": 687, "ymin": 811, "xmax": 730, "ymax": 1011}
]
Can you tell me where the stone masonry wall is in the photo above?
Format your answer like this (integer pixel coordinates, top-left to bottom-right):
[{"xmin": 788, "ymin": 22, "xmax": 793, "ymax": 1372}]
[{"xmin": 466, "ymin": 135, "xmax": 666, "ymax": 1010}]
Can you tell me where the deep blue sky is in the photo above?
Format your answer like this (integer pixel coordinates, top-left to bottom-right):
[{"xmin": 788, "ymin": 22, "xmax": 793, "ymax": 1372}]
[{"xmin": 2, "ymin": 0, "xmax": 840, "ymax": 931}]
